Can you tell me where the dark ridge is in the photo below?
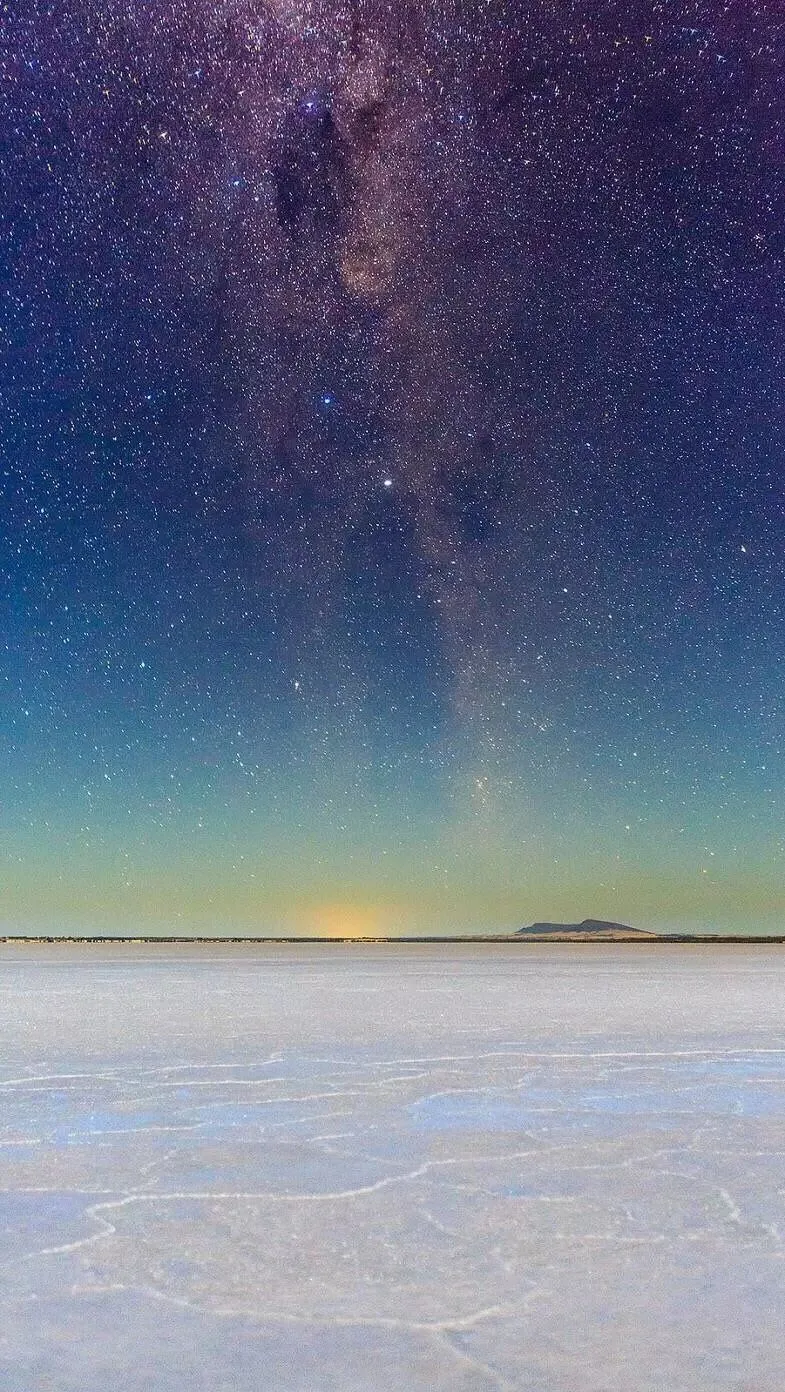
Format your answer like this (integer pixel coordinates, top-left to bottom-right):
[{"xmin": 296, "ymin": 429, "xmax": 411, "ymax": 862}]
[{"xmin": 515, "ymin": 918, "xmax": 654, "ymax": 937}]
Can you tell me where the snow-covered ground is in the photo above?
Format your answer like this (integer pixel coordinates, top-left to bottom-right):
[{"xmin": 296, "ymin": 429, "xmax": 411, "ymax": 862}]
[{"xmin": 1, "ymin": 943, "xmax": 784, "ymax": 1390}]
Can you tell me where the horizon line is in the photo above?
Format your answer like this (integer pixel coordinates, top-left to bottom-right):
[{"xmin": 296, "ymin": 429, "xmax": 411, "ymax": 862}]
[{"xmin": 2, "ymin": 934, "xmax": 785, "ymax": 945}]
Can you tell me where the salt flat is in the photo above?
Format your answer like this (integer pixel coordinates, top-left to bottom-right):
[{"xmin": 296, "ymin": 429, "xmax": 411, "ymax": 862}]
[{"xmin": 1, "ymin": 942, "xmax": 784, "ymax": 1391}]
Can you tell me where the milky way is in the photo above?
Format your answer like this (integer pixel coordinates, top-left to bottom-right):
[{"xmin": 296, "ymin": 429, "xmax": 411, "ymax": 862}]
[{"xmin": 2, "ymin": 3, "xmax": 784, "ymax": 934}]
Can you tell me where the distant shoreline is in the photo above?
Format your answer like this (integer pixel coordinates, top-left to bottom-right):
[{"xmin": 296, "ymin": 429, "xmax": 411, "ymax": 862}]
[{"xmin": 1, "ymin": 935, "xmax": 784, "ymax": 945}]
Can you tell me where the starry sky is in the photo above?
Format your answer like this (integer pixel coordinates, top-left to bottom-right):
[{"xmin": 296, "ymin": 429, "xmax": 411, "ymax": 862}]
[{"xmin": 2, "ymin": 1, "xmax": 784, "ymax": 937}]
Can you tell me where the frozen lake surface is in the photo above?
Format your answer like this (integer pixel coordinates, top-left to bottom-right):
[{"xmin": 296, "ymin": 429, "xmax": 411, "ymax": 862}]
[{"xmin": 1, "ymin": 942, "xmax": 784, "ymax": 1391}]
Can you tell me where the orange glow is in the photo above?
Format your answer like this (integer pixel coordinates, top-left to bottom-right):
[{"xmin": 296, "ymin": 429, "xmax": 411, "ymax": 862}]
[{"xmin": 305, "ymin": 903, "xmax": 383, "ymax": 938}]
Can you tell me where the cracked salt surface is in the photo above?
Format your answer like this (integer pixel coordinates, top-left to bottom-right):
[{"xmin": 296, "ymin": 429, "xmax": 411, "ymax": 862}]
[{"xmin": 1, "ymin": 943, "xmax": 784, "ymax": 1391}]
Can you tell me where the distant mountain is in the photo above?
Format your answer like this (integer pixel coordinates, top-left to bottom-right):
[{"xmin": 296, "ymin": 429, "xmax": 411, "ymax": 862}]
[{"xmin": 515, "ymin": 918, "xmax": 656, "ymax": 939}]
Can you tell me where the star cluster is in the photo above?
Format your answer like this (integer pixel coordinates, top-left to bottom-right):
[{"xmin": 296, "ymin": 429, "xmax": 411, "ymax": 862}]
[{"xmin": 2, "ymin": 2, "xmax": 784, "ymax": 935}]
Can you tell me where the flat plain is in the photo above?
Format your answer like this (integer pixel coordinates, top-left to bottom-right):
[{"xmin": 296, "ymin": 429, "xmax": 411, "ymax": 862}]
[{"xmin": 1, "ymin": 942, "xmax": 784, "ymax": 1391}]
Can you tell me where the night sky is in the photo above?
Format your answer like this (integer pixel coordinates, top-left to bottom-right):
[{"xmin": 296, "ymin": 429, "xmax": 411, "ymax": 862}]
[{"xmin": 2, "ymin": 2, "xmax": 784, "ymax": 937}]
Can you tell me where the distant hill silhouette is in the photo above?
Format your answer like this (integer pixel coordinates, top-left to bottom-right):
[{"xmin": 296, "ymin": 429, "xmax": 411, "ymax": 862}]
[{"xmin": 515, "ymin": 918, "xmax": 656, "ymax": 939}]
